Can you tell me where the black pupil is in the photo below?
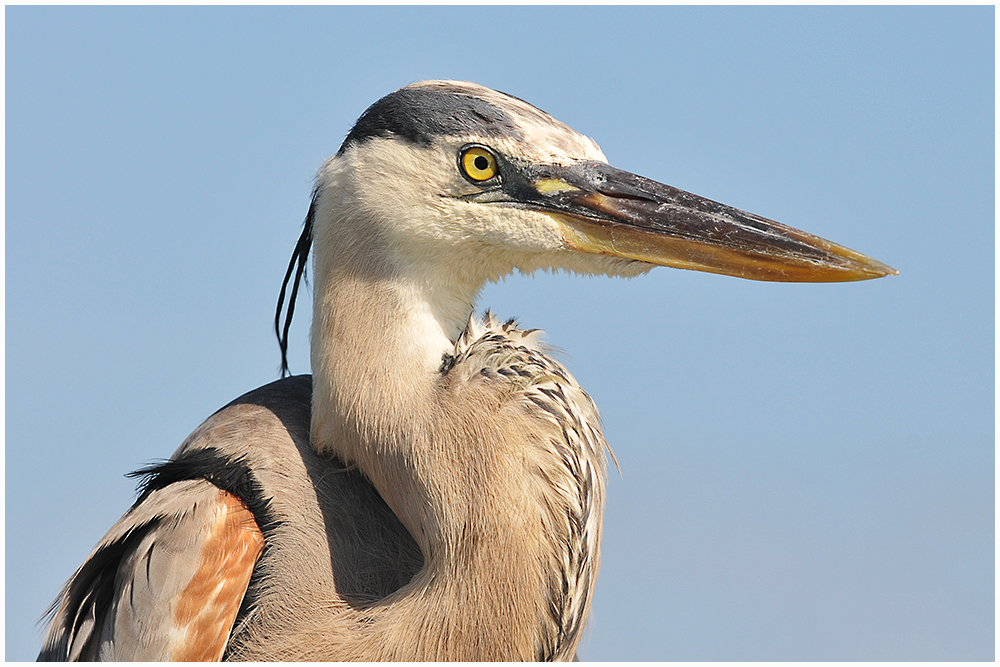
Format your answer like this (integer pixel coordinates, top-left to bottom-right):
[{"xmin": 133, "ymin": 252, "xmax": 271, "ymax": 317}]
[{"xmin": 474, "ymin": 155, "xmax": 490, "ymax": 172}]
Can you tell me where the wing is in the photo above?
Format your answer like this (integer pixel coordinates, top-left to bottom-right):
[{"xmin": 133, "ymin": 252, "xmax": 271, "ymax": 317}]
[
  {"xmin": 39, "ymin": 375, "xmax": 424, "ymax": 661},
  {"xmin": 38, "ymin": 479, "xmax": 264, "ymax": 661}
]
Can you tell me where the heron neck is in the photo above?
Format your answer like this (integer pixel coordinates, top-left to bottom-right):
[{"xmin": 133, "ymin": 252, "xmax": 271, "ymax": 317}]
[
  {"xmin": 308, "ymin": 225, "xmax": 567, "ymax": 658},
  {"xmin": 309, "ymin": 206, "xmax": 510, "ymax": 526},
  {"xmin": 308, "ymin": 234, "xmax": 478, "ymax": 472}
]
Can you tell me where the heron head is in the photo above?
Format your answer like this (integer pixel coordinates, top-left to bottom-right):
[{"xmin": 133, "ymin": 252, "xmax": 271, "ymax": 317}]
[{"xmin": 315, "ymin": 80, "xmax": 896, "ymax": 284}]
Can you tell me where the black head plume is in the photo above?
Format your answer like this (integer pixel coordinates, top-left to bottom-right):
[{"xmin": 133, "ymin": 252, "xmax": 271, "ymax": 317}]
[{"xmin": 275, "ymin": 195, "xmax": 315, "ymax": 377}]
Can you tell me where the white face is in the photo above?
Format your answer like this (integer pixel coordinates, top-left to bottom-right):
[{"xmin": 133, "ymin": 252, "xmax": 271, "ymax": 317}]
[{"xmin": 319, "ymin": 94, "xmax": 652, "ymax": 287}]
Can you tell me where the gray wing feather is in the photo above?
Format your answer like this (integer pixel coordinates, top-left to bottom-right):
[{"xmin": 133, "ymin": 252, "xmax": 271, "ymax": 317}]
[{"xmin": 39, "ymin": 479, "xmax": 237, "ymax": 661}]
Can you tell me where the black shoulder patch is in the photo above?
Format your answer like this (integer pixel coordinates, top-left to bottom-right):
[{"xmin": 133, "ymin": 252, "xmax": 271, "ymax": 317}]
[
  {"xmin": 339, "ymin": 88, "xmax": 521, "ymax": 153},
  {"xmin": 129, "ymin": 447, "xmax": 278, "ymax": 536}
]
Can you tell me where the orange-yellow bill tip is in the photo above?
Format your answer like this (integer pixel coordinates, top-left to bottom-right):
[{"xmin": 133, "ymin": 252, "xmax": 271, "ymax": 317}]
[{"xmin": 555, "ymin": 211, "xmax": 896, "ymax": 283}]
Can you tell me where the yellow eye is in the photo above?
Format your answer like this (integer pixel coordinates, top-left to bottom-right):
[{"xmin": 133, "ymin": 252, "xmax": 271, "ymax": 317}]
[{"xmin": 460, "ymin": 146, "xmax": 499, "ymax": 182}]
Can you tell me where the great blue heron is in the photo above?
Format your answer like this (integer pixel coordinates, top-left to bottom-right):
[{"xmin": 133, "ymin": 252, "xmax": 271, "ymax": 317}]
[{"xmin": 38, "ymin": 80, "xmax": 895, "ymax": 661}]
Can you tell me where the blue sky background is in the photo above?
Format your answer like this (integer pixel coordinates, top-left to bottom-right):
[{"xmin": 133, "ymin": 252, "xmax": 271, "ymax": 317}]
[{"xmin": 6, "ymin": 6, "xmax": 993, "ymax": 661}]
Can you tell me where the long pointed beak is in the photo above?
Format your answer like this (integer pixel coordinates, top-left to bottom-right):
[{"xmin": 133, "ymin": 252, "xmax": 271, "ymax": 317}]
[{"xmin": 523, "ymin": 161, "xmax": 897, "ymax": 282}]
